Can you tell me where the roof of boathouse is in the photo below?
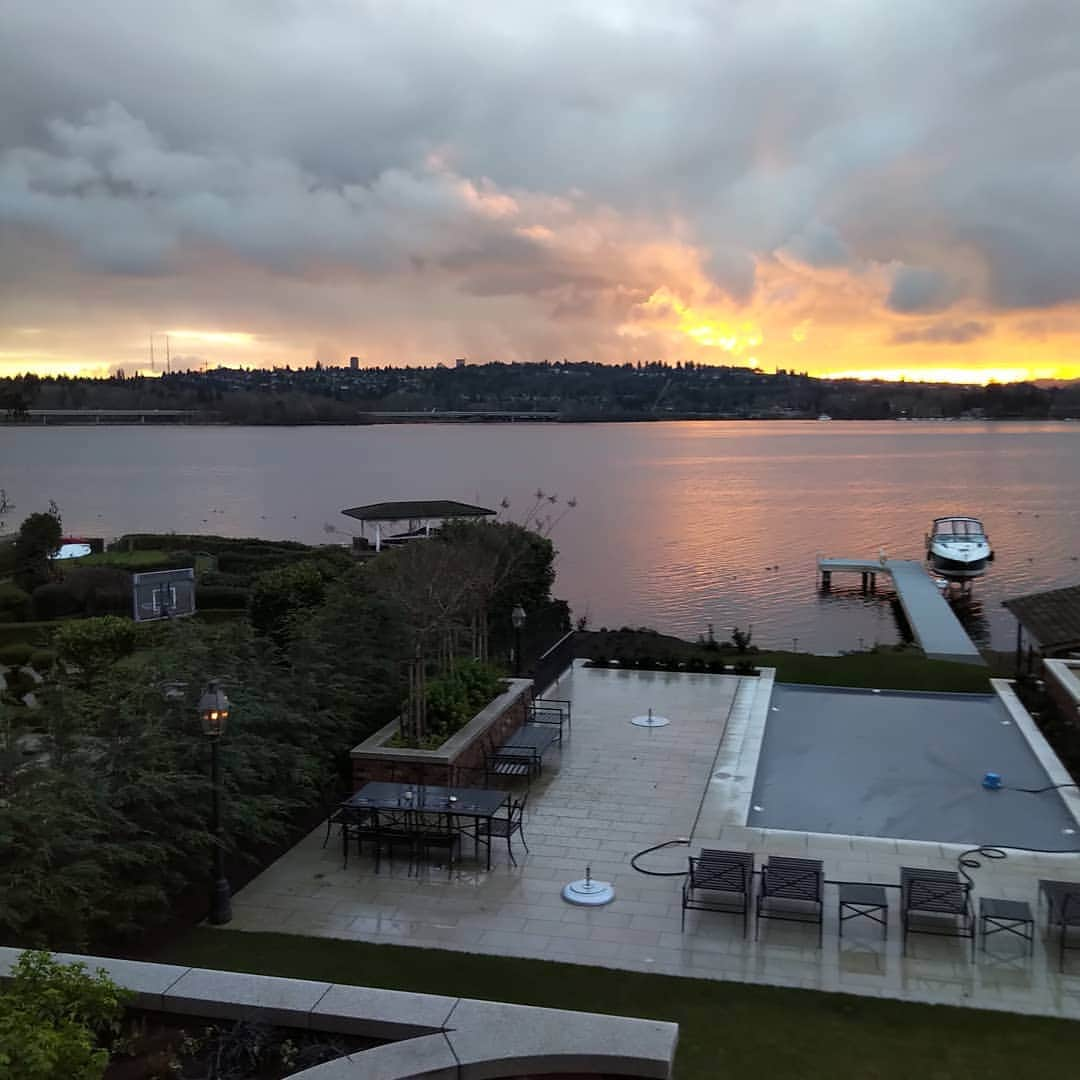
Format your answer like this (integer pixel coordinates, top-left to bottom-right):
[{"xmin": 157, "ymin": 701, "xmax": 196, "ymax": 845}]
[
  {"xmin": 1003, "ymin": 584, "xmax": 1080, "ymax": 654},
  {"xmin": 341, "ymin": 500, "xmax": 497, "ymax": 522}
]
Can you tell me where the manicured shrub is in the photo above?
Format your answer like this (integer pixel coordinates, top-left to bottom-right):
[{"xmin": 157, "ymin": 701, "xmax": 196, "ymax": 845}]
[
  {"xmin": 31, "ymin": 582, "xmax": 83, "ymax": 620},
  {"xmin": 199, "ymin": 570, "xmax": 251, "ymax": 589},
  {"xmin": 88, "ymin": 589, "xmax": 130, "ymax": 616},
  {"xmin": 0, "ymin": 949, "xmax": 130, "ymax": 1080},
  {"xmin": 0, "ymin": 581, "xmax": 30, "ymax": 622},
  {"xmin": 63, "ymin": 568, "xmax": 130, "ymax": 611},
  {"xmin": 0, "ymin": 641, "xmax": 34, "ymax": 667},
  {"xmin": 54, "ymin": 616, "xmax": 136, "ymax": 673},
  {"xmin": 422, "ymin": 660, "xmax": 505, "ymax": 738},
  {"xmin": 195, "ymin": 585, "xmax": 251, "ymax": 610},
  {"xmin": 29, "ymin": 648, "xmax": 57, "ymax": 672}
]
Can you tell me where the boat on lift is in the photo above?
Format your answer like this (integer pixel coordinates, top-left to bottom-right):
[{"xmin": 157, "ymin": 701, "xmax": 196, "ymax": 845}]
[{"xmin": 925, "ymin": 516, "xmax": 993, "ymax": 580}]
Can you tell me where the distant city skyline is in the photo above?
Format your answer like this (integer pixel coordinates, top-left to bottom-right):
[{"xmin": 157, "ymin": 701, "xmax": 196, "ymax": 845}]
[{"xmin": 3, "ymin": 2, "xmax": 1080, "ymax": 384}]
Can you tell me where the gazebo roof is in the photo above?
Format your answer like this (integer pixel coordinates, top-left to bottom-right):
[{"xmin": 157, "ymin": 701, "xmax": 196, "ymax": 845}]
[
  {"xmin": 341, "ymin": 500, "xmax": 496, "ymax": 522},
  {"xmin": 1003, "ymin": 584, "xmax": 1080, "ymax": 653}
]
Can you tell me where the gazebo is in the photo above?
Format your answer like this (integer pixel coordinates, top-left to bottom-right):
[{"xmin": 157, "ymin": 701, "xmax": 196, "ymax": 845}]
[
  {"xmin": 1002, "ymin": 583, "xmax": 1080, "ymax": 675},
  {"xmin": 341, "ymin": 499, "xmax": 496, "ymax": 552}
]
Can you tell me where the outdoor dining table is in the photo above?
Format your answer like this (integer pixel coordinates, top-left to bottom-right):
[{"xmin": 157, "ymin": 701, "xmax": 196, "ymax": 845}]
[{"xmin": 345, "ymin": 781, "xmax": 508, "ymax": 870}]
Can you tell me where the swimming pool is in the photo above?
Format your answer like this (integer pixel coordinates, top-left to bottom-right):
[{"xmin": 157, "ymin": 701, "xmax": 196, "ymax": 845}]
[{"xmin": 748, "ymin": 684, "xmax": 1078, "ymax": 850}]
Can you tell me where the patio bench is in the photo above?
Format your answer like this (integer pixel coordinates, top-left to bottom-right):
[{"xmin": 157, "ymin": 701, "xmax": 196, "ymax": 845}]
[
  {"xmin": 756, "ymin": 856, "xmax": 824, "ymax": 946},
  {"xmin": 901, "ymin": 867, "xmax": 974, "ymax": 958},
  {"xmin": 1038, "ymin": 879, "xmax": 1080, "ymax": 971},
  {"xmin": 483, "ymin": 747, "xmax": 535, "ymax": 787},
  {"xmin": 681, "ymin": 849, "xmax": 754, "ymax": 936},
  {"xmin": 531, "ymin": 697, "xmax": 572, "ymax": 740}
]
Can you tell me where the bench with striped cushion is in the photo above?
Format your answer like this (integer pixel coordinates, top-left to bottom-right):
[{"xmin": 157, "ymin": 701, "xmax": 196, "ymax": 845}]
[
  {"xmin": 681, "ymin": 849, "xmax": 755, "ymax": 936},
  {"xmin": 755, "ymin": 856, "xmax": 824, "ymax": 945},
  {"xmin": 901, "ymin": 867, "xmax": 974, "ymax": 957}
]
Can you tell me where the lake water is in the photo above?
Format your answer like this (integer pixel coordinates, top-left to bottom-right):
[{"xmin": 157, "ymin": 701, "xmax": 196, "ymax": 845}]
[{"xmin": 3, "ymin": 421, "xmax": 1078, "ymax": 653}]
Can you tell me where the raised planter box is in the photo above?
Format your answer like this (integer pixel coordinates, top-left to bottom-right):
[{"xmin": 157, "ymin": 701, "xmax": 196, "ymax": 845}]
[{"xmin": 350, "ymin": 677, "xmax": 533, "ymax": 789}]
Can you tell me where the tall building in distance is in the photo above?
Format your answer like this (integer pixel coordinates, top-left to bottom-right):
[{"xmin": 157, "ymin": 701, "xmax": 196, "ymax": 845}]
[
  {"xmin": 455, "ymin": 357, "xmax": 467, "ymax": 369},
  {"xmin": 349, "ymin": 356, "xmax": 360, "ymax": 371}
]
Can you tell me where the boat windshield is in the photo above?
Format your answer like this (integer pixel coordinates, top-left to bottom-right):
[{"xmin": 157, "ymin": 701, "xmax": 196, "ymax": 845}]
[{"xmin": 933, "ymin": 518, "xmax": 985, "ymax": 538}]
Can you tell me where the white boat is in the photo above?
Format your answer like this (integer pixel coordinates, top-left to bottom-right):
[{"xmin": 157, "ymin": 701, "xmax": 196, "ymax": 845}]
[{"xmin": 925, "ymin": 517, "xmax": 993, "ymax": 580}]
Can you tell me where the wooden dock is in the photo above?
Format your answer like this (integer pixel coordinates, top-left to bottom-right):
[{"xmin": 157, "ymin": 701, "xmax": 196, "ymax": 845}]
[{"xmin": 817, "ymin": 557, "xmax": 985, "ymax": 665}]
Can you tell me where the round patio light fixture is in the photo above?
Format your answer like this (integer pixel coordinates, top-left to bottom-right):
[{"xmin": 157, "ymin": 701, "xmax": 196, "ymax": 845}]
[
  {"xmin": 562, "ymin": 866, "xmax": 615, "ymax": 906},
  {"xmin": 631, "ymin": 708, "xmax": 670, "ymax": 728}
]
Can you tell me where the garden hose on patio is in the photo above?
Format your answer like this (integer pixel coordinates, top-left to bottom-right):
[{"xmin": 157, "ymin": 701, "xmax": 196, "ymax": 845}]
[
  {"xmin": 1008, "ymin": 782, "xmax": 1080, "ymax": 794},
  {"xmin": 630, "ymin": 838, "xmax": 691, "ymax": 877}
]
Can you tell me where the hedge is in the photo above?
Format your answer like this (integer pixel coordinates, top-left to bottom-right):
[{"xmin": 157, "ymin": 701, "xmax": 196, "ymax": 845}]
[
  {"xmin": 0, "ymin": 642, "xmax": 35, "ymax": 667},
  {"xmin": 0, "ymin": 582, "xmax": 30, "ymax": 622},
  {"xmin": 111, "ymin": 533, "xmax": 311, "ymax": 554},
  {"xmin": 32, "ymin": 583, "xmax": 83, "ymax": 621},
  {"xmin": 29, "ymin": 648, "xmax": 56, "ymax": 672},
  {"xmin": 195, "ymin": 585, "xmax": 250, "ymax": 610},
  {"xmin": 0, "ymin": 621, "xmax": 62, "ymax": 647}
]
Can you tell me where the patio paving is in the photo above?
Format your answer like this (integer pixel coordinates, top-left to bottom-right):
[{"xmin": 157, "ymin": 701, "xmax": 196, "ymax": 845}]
[{"xmin": 223, "ymin": 662, "xmax": 1080, "ymax": 1020}]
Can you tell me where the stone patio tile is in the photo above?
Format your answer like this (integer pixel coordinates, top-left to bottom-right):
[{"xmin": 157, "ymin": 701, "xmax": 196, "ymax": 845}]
[
  {"xmin": 282, "ymin": 911, "xmax": 357, "ymax": 934},
  {"xmin": 559, "ymin": 909, "xmax": 634, "ymax": 927},
  {"xmin": 590, "ymin": 925, "xmax": 663, "ymax": 946}
]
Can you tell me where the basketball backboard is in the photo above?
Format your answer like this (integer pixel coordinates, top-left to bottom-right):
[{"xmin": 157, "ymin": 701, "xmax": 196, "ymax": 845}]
[{"xmin": 132, "ymin": 568, "xmax": 196, "ymax": 622}]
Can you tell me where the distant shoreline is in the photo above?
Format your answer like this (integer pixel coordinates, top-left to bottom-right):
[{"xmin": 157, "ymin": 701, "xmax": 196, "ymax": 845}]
[{"xmin": 3, "ymin": 413, "xmax": 1075, "ymax": 427}]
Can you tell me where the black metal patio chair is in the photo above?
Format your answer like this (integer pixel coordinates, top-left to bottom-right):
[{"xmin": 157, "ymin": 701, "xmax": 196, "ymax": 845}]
[
  {"xmin": 900, "ymin": 867, "xmax": 975, "ymax": 958},
  {"xmin": 755, "ymin": 856, "xmax": 824, "ymax": 946},
  {"xmin": 414, "ymin": 810, "xmax": 460, "ymax": 877},
  {"xmin": 483, "ymin": 793, "xmax": 530, "ymax": 866},
  {"xmin": 323, "ymin": 805, "xmax": 348, "ymax": 848},
  {"xmin": 368, "ymin": 807, "xmax": 417, "ymax": 875},
  {"xmin": 338, "ymin": 805, "xmax": 380, "ymax": 869},
  {"xmin": 1039, "ymin": 879, "xmax": 1080, "ymax": 971},
  {"xmin": 681, "ymin": 849, "xmax": 755, "ymax": 936}
]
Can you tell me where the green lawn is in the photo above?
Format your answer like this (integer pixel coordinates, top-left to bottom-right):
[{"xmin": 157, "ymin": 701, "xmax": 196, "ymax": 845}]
[
  {"xmin": 75, "ymin": 549, "xmax": 184, "ymax": 569},
  {"xmin": 156, "ymin": 930, "xmax": 1079, "ymax": 1079},
  {"xmin": 753, "ymin": 650, "xmax": 994, "ymax": 693},
  {"xmin": 578, "ymin": 629, "xmax": 998, "ymax": 693}
]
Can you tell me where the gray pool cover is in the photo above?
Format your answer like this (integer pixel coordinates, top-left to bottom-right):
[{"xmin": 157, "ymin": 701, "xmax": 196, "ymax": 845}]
[{"xmin": 749, "ymin": 684, "xmax": 1078, "ymax": 849}]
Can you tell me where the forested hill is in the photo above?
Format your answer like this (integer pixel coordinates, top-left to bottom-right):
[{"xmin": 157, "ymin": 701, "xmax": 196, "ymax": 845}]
[{"xmin": 3, "ymin": 361, "xmax": 1078, "ymax": 423}]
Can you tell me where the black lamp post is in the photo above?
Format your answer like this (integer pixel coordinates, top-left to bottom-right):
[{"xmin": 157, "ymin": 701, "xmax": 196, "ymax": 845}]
[
  {"xmin": 511, "ymin": 604, "xmax": 526, "ymax": 677},
  {"xmin": 198, "ymin": 679, "xmax": 232, "ymax": 925}
]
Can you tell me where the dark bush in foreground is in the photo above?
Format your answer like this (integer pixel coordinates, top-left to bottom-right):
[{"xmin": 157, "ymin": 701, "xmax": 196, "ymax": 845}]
[
  {"xmin": 0, "ymin": 641, "xmax": 35, "ymax": 667},
  {"xmin": 0, "ymin": 581, "xmax": 30, "ymax": 622},
  {"xmin": 32, "ymin": 582, "xmax": 82, "ymax": 620},
  {"xmin": 195, "ymin": 584, "xmax": 251, "ymax": 610}
]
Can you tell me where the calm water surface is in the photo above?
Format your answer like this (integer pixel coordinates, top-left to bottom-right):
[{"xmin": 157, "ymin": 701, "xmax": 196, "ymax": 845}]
[{"xmin": 3, "ymin": 421, "xmax": 1078, "ymax": 653}]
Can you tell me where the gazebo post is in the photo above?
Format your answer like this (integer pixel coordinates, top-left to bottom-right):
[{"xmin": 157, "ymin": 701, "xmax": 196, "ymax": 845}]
[{"xmin": 1015, "ymin": 621, "xmax": 1023, "ymax": 679}]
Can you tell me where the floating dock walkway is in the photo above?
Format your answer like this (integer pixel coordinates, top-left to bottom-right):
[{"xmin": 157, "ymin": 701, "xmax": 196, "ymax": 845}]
[{"xmin": 817, "ymin": 557, "xmax": 985, "ymax": 665}]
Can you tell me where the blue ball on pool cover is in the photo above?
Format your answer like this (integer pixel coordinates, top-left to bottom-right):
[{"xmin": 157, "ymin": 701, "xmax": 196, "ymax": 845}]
[{"xmin": 982, "ymin": 772, "xmax": 1003, "ymax": 790}]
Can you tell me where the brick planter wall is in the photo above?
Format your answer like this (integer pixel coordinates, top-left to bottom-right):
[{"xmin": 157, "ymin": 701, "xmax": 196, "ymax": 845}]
[{"xmin": 351, "ymin": 678, "xmax": 532, "ymax": 789}]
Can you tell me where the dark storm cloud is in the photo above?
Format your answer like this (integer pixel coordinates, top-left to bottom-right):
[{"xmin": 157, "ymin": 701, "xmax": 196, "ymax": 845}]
[
  {"xmin": 2, "ymin": 0, "xmax": 1080, "ymax": 361},
  {"xmin": 887, "ymin": 268, "xmax": 957, "ymax": 314},
  {"xmin": 890, "ymin": 320, "xmax": 992, "ymax": 346}
]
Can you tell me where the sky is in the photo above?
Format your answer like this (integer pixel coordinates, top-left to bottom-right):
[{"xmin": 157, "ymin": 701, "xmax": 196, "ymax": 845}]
[{"xmin": 2, "ymin": 1, "xmax": 1080, "ymax": 383}]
